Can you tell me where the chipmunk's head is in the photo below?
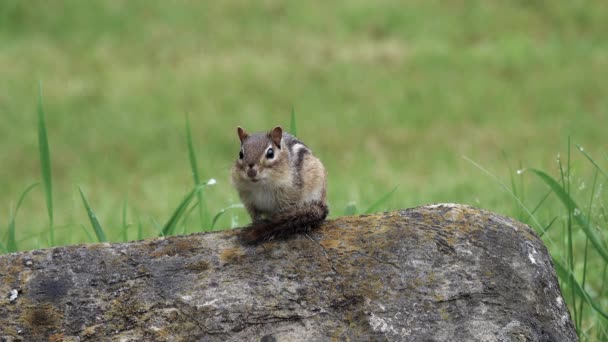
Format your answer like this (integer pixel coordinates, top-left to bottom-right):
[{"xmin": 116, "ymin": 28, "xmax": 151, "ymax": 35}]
[{"xmin": 232, "ymin": 126, "xmax": 288, "ymax": 184}]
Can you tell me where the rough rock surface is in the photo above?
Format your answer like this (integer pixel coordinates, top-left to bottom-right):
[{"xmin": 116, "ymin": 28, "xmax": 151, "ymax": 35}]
[{"xmin": 0, "ymin": 204, "xmax": 576, "ymax": 341}]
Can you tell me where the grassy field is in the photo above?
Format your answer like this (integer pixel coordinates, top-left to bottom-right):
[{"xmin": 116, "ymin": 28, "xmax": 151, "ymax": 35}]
[{"xmin": 1, "ymin": 1, "xmax": 607, "ymax": 339}]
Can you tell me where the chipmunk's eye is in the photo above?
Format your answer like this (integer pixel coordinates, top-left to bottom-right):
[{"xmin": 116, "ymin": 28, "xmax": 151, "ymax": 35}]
[
  {"xmin": 239, "ymin": 150, "xmax": 244, "ymax": 160},
  {"xmin": 266, "ymin": 148, "xmax": 274, "ymax": 159}
]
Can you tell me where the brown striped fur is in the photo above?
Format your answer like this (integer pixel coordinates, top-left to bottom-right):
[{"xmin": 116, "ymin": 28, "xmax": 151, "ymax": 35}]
[{"xmin": 231, "ymin": 126, "xmax": 328, "ymax": 243}]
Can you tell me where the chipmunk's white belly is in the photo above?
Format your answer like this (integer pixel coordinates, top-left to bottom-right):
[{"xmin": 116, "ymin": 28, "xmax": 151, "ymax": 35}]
[
  {"xmin": 250, "ymin": 188, "xmax": 280, "ymax": 213},
  {"xmin": 247, "ymin": 180, "xmax": 293, "ymax": 214}
]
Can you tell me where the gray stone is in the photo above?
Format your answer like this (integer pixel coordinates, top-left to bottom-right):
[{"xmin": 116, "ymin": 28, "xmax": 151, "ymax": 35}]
[{"xmin": 0, "ymin": 204, "xmax": 576, "ymax": 341}]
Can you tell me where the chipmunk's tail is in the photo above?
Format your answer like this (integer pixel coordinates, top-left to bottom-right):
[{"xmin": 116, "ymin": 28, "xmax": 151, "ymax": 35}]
[{"xmin": 240, "ymin": 201, "xmax": 329, "ymax": 244}]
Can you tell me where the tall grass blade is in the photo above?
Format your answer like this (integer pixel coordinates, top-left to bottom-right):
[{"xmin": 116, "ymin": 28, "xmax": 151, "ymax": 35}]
[
  {"xmin": 576, "ymin": 144, "xmax": 608, "ymax": 179},
  {"xmin": 578, "ymin": 168, "xmax": 600, "ymax": 328},
  {"xmin": 78, "ymin": 186, "xmax": 107, "ymax": 242},
  {"xmin": 185, "ymin": 114, "xmax": 207, "ymax": 230},
  {"xmin": 137, "ymin": 219, "xmax": 143, "ymax": 241},
  {"xmin": 290, "ymin": 107, "xmax": 297, "ymax": 136},
  {"xmin": 363, "ymin": 186, "xmax": 398, "ymax": 214},
  {"xmin": 502, "ymin": 151, "xmax": 518, "ymax": 197},
  {"xmin": 578, "ymin": 236, "xmax": 590, "ymax": 330},
  {"xmin": 161, "ymin": 185, "xmax": 203, "ymax": 236},
  {"xmin": 464, "ymin": 156, "xmax": 545, "ymax": 234},
  {"xmin": 151, "ymin": 217, "xmax": 163, "ymax": 236},
  {"xmin": 79, "ymin": 224, "xmax": 95, "ymax": 243},
  {"xmin": 565, "ymin": 137, "xmax": 577, "ymax": 327},
  {"xmin": 554, "ymin": 258, "xmax": 608, "ymax": 320},
  {"xmin": 518, "ymin": 160, "xmax": 525, "ymax": 214},
  {"xmin": 528, "ymin": 189, "xmax": 553, "ymax": 218},
  {"xmin": 181, "ymin": 196, "xmax": 211, "ymax": 234},
  {"xmin": 598, "ymin": 325, "xmax": 608, "ymax": 342},
  {"xmin": 210, "ymin": 204, "xmax": 244, "ymax": 230},
  {"xmin": 121, "ymin": 199, "xmax": 129, "ymax": 242},
  {"xmin": 7, "ymin": 183, "xmax": 39, "ymax": 253},
  {"xmin": 542, "ymin": 216, "xmax": 559, "ymax": 234},
  {"xmin": 601, "ymin": 263, "xmax": 608, "ymax": 307},
  {"xmin": 37, "ymin": 83, "xmax": 54, "ymax": 245},
  {"xmin": 529, "ymin": 168, "xmax": 608, "ymax": 263},
  {"xmin": 501, "ymin": 151, "xmax": 520, "ymax": 219}
]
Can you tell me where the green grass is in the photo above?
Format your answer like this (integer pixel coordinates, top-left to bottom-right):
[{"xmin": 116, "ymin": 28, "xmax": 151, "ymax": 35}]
[
  {"xmin": 506, "ymin": 146, "xmax": 607, "ymax": 340},
  {"xmin": 78, "ymin": 186, "xmax": 107, "ymax": 242},
  {"xmin": 160, "ymin": 184, "xmax": 205, "ymax": 237},
  {"xmin": 186, "ymin": 113, "xmax": 212, "ymax": 230},
  {"xmin": 37, "ymin": 83, "xmax": 54, "ymax": 245},
  {"xmin": 4, "ymin": 182, "xmax": 38, "ymax": 253},
  {"xmin": 467, "ymin": 143, "xmax": 608, "ymax": 340},
  {"xmin": 1, "ymin": 1, "xmax": 607, "ymax": 339}
]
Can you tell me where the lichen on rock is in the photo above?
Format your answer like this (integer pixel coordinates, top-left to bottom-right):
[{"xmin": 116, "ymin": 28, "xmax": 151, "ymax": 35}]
[{"xmin": 0, "ymin": 204, "xmax": 576, "ymax": 341}]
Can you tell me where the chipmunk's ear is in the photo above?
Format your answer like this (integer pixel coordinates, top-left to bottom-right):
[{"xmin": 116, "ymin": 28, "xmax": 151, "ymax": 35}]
[
  {"xmin": 270, "ymin": 126, "xmax": 283, "ymax": 148},
  {"xmin": 237, "ymin": 126, "xmax": 248, "ymax": 143}
]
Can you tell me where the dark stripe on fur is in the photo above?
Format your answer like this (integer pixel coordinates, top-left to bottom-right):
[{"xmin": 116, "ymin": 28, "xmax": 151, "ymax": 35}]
[
  {"xmin": 285, "ymin": 136, "xmax": 305, "ymax": 150},
  {"xmin": 293, "ymin": 147, "xmax": 309, "ymax": 188},
  {"xmin": 240, "ymin": 201, "xmax": 329, "ymax": 244}
]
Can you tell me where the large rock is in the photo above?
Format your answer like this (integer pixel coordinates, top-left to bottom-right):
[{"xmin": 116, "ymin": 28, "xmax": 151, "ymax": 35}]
[{"xmin": 0, "ymin": 204, "xmax": 576, "ymax": 341}]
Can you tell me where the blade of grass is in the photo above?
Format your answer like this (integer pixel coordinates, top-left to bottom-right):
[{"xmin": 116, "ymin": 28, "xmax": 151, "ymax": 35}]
[
  {"xmin": 528, "ymin": 168, "xmax": 608, "ymax": 263},
  {"xmin": 541, "ymin": 216, "xmax": 559, "ymax": 235},
  {"xmin": 79, "ymin": 224, "xmax": 95, "ymax": 242},
  {"xmin": 290, "ymin": 107, "xmax": 297, "ymax": 136},
  {"xmin": 600, "ymin": 263, "xmax": 608, "ymax": 308},
  {"xmin": 37, "ymin": 83, "xmax": 54, "ymax": 246},
  {"xmin": 518, "ymin": 160, "xmax": 525, "ymax": 215},
  {"xmin": 565, "ymin": 137, "xmax": 578, "ymax": 328},
  {"xmin": 210, "ymin": 204, "xmax": 244, "ymax": 230},
  {"xmin": 577, "ymin": 168, "xmax": 600, "ymax": 329},
  {"xmin": 501, "ymin": 151, "xmax": 521, "ymax": 219},
  {"xmin": 180, "ymin": 196, "xmax": 200, "ymax": 234},
  {"xmin": 151, "ymin": 217, "xmax": 163, "ymax": 236},
  {"xmin": 137, "ymin": 219, "xmax": 143, "ymax": 241},
  {"xmin": 576, "ymin": 144, "xmax": 608, "ymax": 180},
  {"xmin": 554, "ymin": 258, "xmax": 608, "ymax": 320},
  {"xmin": 78, "ymin": 186, "xmax": 107, "ymax": 242},
  {"xmin": 185, "ymin": 114, "xmax": 207, "ymax": 230},
  {"xmin": 464, "ymin": 156, "xmax": 545, "ymax": 234},
  {"xmin": 502, "ymin": 151, "xmax": 518, "ymax": 198},
  {"xmin": 161, "ymin": 185, "xmax": 204, "ymax": 236},
  {"xmin": 179, "ymin": 180, "xmax": 218, "ymax": 234},
  {"xmin": 464, "ymin": 156, "xmax": 564, "ymax": 267},
  {"xmin": 598, "ymin": 324, "xmax": 608, "ymax": 342},
  {"xmin": 577, "ymin": 239, "xmax": 589, "ymax": 329},
  {"xmin": 528, "ymin": 189, "xmax": 553, "ymax": 218},
  {"xmin": 7, "ymin": 183, "xmax": 39, "ymax": 253},
  {"xmin": 121, "ymin": 199, "xmax": 129, "ymax": 242},
  {"xmin": 0, "ymin": 230, "xmax": 8, "ymax": 253},
  {"xmin": 363, "ymin": 186, "xmax": 398, "ymax": 214}
]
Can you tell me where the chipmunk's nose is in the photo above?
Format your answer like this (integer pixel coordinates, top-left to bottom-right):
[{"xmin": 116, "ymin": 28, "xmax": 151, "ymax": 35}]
[{"xmin": 247, "ymin": 166, "xmax": 257, "ymax": 178}]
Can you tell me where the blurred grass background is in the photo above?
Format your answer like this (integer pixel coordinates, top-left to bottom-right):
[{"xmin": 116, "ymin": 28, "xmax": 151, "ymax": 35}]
[
  {"xmin": 1, "ymin": 0, "xmax": 606, "ymax": 244},
  {"xmin": 1, "ymin": 0, "xmax": 607, "ymax": 338}
]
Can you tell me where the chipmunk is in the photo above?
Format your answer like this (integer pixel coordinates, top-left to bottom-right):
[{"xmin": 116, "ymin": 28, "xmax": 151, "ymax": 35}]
[{"xmin": 231, "ymin": 126, "xmax": 328, "ymax": 243}]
